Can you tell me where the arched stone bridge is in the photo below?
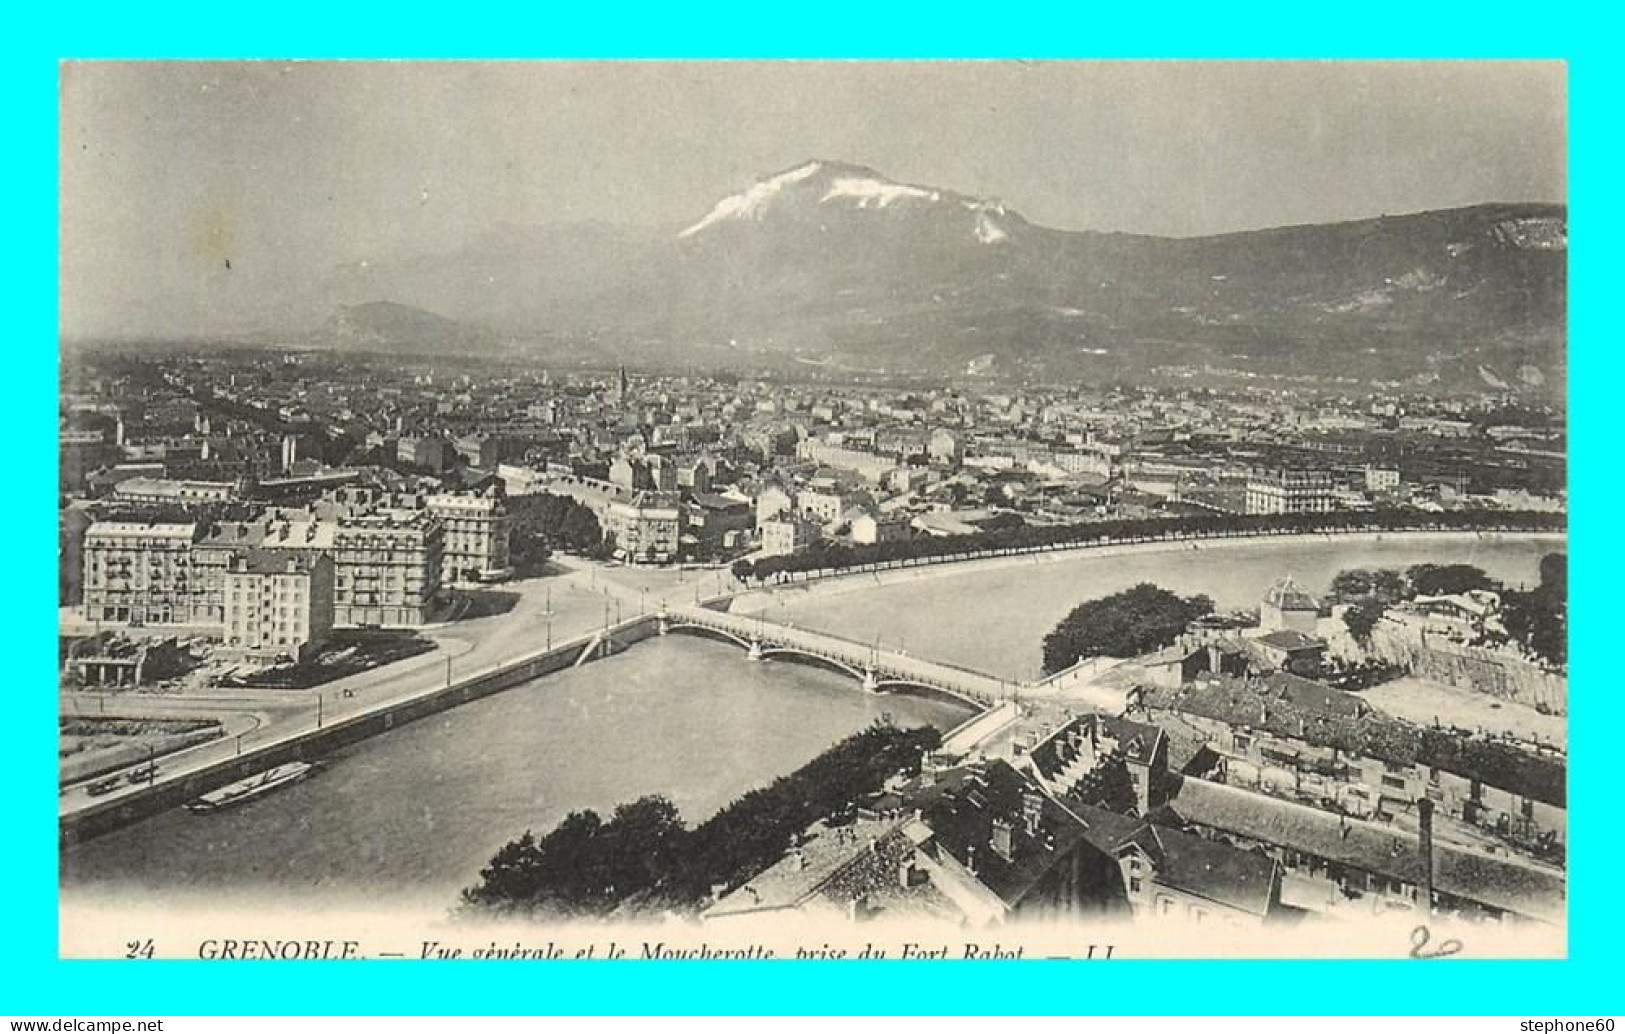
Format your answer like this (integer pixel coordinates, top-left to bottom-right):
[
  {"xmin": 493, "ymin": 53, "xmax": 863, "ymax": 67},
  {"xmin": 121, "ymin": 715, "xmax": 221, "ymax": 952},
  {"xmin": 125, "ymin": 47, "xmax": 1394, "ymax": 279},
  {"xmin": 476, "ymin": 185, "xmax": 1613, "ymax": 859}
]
[{"xmin": 658, "ymin": 604, "xmax": 1011, "ymax": 712}]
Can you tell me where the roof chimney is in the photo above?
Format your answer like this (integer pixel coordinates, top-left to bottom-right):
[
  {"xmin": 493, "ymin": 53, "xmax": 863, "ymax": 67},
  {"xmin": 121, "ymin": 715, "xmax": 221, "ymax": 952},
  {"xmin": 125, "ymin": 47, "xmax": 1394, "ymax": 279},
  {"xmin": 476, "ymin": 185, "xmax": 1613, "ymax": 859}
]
[
  {"xmin": 899, "ymin": 857, "xmax": 927, "ymax": 890},
  {"xmin": 1021, "ymin": 792, "xmax": 1044, "ymax": 836},
  {"xmin": 990, "ymin": 818, "xmax": 1015, "ymax": 862}
]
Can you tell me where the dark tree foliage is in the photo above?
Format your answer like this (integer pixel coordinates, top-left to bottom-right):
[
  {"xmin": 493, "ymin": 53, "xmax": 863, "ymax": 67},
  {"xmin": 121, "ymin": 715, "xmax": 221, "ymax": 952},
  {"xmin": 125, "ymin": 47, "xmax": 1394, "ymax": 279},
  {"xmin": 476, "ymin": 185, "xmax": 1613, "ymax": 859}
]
[
  {"xmin": 460, "ymin": 798, "xmax": 685, "ymax": 917},
  {"xmin": 1042, "ymin": 583, "xmax": 1213, "ymax": 674},
  {"xmin": 1327, "ymin": 568, "xmax": 1408, "ymax": 605},
  {"xmin": 59, "ymin": 508, "xmax": 93, "ymax": 605},
  {"xmin": 1341, "ymin": 597, "xmax": 1388, "ymax": 643},
  {"xmin": 1406, "ymin": 563, "xmax": 1499, "ymax": 598},
  {"xmin": 460, "ymin": 722, "xmax": 940, "ymax": 917},
  {"xmin": 1501, "ymin": 552, "xmax": 1567, "ymax": 668},
  {"xmin": 1539, "ymin": 552, "xmax": 1567, "ymax": 598},
  {"xmin": 506, "ymin": 493, "xmax": 605, "ymax": 572}
]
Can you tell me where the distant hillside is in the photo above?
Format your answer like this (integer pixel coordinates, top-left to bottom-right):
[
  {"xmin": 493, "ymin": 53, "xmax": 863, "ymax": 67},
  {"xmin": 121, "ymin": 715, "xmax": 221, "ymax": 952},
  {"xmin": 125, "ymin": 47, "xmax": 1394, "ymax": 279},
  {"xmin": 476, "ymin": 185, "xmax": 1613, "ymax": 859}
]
[
  {"xmin": 314, "ymin": 301, "xmax": 503, "ymax": 355},
  {"xmin": 307, "ymin": 160, "xmax": 1564, "ymax": 390}
]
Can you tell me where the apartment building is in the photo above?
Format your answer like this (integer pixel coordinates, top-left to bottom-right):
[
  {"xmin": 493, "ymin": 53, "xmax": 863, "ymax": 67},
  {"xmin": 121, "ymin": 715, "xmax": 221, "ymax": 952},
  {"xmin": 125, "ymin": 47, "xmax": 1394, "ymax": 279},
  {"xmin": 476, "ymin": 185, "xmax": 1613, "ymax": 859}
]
[
  {"xmin": 760, "ymin": 515, "xmax": 821, "ymax": 557},
  {"xmin": 221, "ymin": 549, "xmax": 335, "ymax": 667},
  {"xmin": 426, "ymin": 492, "xmax": 513, "ymax": 585},
  {"xmin": 1245, "ymin": 469, "xmax": 1336, "ymax": 516},
  {"xmin": 604, "ymin": 492, "xmax": 682, "ymax": 564},
  {"xmin": 332, "ymin": 509, "xmax": 444, "ymax": 627},
  {"xmin": 81, "ymin": 521, "xmax": 202, "ymax": 628}
]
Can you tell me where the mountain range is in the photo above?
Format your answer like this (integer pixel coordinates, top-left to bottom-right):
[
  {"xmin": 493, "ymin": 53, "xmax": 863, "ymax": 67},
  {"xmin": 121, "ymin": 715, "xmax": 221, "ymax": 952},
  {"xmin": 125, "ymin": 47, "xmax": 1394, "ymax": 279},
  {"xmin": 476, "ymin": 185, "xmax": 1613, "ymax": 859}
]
[{"xmin": 289, "ymin": 160, "xmax": 1566, "ymax": 389}]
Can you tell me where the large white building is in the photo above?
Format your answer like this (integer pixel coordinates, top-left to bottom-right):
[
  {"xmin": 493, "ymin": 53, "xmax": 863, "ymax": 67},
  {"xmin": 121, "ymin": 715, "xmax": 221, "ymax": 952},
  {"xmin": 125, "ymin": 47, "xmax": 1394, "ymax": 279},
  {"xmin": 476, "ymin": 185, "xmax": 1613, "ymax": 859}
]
[
  {"xmin": 1245, "ymin": 470, "xmax": 1335, "ymax": 516},
  {"xmin": 221, "ymin": 549, "xmax": 335, "ymax": 667},
  {"xmin": 604, "ymin": 492, "xmax": 682, "ymax": 564},
  {"xmin": 426, "ymin": 492, "xmax": 512, "ymax": 585},
  {"xmin": 81, "ymin": 521, "xmax": 202, "ymax": 628},
  {"xmin": 332, "ymin": 509, "xmax": 444, "ymax": 627}
]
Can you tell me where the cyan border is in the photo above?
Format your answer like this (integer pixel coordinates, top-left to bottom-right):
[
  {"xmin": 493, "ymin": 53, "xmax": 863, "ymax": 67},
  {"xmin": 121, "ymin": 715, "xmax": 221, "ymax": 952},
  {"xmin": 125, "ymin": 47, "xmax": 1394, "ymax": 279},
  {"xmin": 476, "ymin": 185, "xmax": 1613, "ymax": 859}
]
[{"xmin": 6, "ymin": 5, "xmax": 1612, "ymax": 1015}]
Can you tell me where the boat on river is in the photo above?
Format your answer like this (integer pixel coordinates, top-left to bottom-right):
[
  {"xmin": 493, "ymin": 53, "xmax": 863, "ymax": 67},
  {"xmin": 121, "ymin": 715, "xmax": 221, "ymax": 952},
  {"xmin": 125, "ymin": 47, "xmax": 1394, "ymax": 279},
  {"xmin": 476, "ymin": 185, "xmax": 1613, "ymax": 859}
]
[{"xmin": 185, "ymin": 762, "xmax": 314, "ymax": 813}]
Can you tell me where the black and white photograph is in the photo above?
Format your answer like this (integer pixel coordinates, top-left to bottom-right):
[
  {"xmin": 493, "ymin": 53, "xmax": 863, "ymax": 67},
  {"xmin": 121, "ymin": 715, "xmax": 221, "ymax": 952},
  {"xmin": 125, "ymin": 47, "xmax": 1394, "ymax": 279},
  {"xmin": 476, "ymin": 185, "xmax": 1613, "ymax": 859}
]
[{"xmin": 56, "ymin": 60, "xmax": 1567, "ymax": 959}]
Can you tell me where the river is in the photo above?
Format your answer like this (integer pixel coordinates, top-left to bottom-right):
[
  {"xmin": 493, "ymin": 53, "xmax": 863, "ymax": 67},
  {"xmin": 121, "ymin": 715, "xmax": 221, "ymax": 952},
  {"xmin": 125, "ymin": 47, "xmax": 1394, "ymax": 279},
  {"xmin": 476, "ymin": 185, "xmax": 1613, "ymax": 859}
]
[
  {"xmin": 59, "ymin": 636, "xmax": 970, "ymax": 910},
  {"xmin": 60, "ymin": 532, "xmax": 1561, "ymax": 910},
  {"xmin": 744, "ymin": 533, "xmax": 1565, "ymax": 681}
]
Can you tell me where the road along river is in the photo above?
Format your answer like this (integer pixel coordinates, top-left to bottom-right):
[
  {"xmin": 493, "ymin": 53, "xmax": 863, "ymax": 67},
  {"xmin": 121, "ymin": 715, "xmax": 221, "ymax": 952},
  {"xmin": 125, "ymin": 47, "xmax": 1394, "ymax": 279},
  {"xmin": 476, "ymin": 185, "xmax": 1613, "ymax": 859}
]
[{"xmin": 60, "ymin": 635, "xmax": 970, "ymax": 910}]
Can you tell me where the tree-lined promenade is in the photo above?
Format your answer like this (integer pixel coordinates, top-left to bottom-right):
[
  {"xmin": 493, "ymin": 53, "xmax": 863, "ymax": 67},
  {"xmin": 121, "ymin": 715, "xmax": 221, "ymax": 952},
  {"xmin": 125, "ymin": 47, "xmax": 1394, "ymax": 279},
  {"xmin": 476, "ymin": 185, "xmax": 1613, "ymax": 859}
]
[{"xmin": 732, "ymin": 509, "xmax": 1565, "ymax": 586}]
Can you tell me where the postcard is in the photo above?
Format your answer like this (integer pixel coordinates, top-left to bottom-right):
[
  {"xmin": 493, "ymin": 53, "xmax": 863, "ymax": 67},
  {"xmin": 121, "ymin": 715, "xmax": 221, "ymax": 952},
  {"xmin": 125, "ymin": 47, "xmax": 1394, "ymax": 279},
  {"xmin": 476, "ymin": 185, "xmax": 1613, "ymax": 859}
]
[{"xmin": 56, "ymin": 59, "xmax": 1567, "ymax": 962}]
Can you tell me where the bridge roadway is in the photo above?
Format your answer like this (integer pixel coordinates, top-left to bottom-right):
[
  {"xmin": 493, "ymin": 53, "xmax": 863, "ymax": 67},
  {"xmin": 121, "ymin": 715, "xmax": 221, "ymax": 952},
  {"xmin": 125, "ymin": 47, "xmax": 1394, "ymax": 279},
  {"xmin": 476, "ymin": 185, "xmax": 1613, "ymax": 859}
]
[{"xmin": 660, "ymin": 603, "xmax": 1012, "ymax": 710}]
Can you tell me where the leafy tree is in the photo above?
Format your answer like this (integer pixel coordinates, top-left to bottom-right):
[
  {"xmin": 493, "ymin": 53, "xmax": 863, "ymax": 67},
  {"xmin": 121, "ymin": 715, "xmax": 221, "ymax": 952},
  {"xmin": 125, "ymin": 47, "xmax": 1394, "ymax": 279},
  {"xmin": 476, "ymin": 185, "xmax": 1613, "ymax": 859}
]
[
  {"xmin": 1406, "ymin": 563, "xmax": 1499, "ymax": 598},
  {"xmin": 460, "ymin": 723, "xmax": 939, "ymax": 917},
  {"xmin": 506, "ymin": 493, "xmax": 606, "ymax": 573},
  {"xmin": 1372, "ymin": 568, "xmax": 1409, "ymax": 603},
  {"xmin": 1341, "ymin": 596, "xmax": 1387, "ymax": 643},
  {"xmin": 1328, "ymin": 568, "xmax": 1408, "ymax": 605},
  {"xmin": 1538, "ymin": 552, "xmax": 1567, "ymax": 599},
  {"xmin": 730, "ymin": 559, "xmax": 754, "ymax": 583},
  {"xmin": 1041, "ymin": 583, "xmax": 1214, "ymax": 674},
  {"xmin": 460, "ymin": 797, "xmax": 686, "ymax": 916},
  {"xmin": 1501, "ymin": 552, "xmax": 1567, "ymax": 668}
]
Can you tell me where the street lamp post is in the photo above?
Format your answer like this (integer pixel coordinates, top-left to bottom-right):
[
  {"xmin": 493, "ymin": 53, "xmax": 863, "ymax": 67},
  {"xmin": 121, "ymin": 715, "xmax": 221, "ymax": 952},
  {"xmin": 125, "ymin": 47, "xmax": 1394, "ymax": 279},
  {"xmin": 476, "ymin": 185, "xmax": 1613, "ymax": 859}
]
[{"xmin": 317, "ymin": 692, "xmax": 324, "ymax": 730}]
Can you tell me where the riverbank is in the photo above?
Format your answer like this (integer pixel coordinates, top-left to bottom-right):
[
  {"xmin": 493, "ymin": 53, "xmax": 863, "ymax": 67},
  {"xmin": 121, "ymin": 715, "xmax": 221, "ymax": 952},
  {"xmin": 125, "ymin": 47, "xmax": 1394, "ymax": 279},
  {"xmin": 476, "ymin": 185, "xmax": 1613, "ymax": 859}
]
[
  {"xmin": 62, "ymin": 635, "xmax": 970, "ymax": 908},
  {"xmin": 735, "ymin": 531, "xmax": 1563, "ymax": 682},
  {"xmin": 59, "ymin": 613, "xmax": 659, "ymax": 844},
  {"xmin": 728, "ymin": 529, "xmax": 1566, "ymax": 617}
]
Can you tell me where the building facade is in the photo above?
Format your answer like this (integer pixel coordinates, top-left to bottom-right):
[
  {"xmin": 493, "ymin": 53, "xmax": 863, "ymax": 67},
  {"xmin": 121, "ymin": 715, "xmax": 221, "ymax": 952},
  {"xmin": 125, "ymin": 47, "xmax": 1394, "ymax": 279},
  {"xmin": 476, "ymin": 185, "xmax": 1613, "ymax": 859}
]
[
  {"xmin": 760, "ymin": 515, "xmax": 821, "ymax": 557},
  {"xmin": 426, "ymin": 492, "xmax": 513, "ymax": 584},
  {"xmin": 332, "ymin": 509, "xmax": 444, "ymax": 627},
  {"xmin": 851, "ymin": 511, "xmax": 912, "ymax": 546},
  {"xmin": 81, "ymin": 521, "xmax": 202, "ymax": 627},
  {"xmin": 1245, "ymin": 470, "xmax": 1336, "ymax": 515},
  {"xmin": 110, "ymin": 477, "xmax": 237, "ymax": 507},
  {"xmin": 221, "ymin": 549, "xmax": 335, "ymax": 667},
  {"xmin": 604, "ymin": 492, "xmax": 682, "ymax": 564}
]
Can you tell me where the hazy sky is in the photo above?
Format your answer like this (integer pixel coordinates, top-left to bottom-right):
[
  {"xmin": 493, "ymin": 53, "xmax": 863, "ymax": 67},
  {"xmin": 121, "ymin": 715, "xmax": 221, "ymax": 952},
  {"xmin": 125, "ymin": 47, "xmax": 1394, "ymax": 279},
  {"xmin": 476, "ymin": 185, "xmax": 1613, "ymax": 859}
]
[{"xmin": 59, "ymin": 60, "xmax": 1565, "ymax": 337}]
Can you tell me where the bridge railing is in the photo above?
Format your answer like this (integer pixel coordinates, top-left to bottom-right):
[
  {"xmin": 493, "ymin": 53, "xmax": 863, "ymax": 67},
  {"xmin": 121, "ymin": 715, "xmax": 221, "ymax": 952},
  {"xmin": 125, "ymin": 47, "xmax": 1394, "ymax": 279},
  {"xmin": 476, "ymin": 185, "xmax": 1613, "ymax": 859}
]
[{"xmin": 670, "ymin": 607, "xmax": 1005, "ymax": 705}]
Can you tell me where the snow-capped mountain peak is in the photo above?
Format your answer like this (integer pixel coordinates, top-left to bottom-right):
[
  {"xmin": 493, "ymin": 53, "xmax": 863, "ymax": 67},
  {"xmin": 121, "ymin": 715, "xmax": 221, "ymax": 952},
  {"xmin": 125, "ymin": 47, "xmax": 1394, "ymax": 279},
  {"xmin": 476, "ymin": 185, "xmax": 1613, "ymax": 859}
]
[
  {"xmin": 819, "ymin": 175, "xmax": 937, "ymax": 209},
  {"xmin": 677, "ymin": 161, "xmax": 827, "ymax": 238},
  {"xmin": 678, "ymin": 160, "xmax": 1017, "ymax": 244}
]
